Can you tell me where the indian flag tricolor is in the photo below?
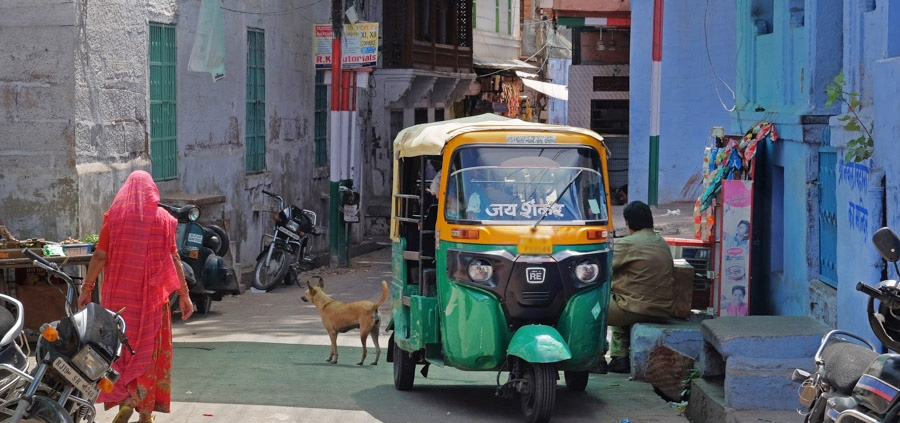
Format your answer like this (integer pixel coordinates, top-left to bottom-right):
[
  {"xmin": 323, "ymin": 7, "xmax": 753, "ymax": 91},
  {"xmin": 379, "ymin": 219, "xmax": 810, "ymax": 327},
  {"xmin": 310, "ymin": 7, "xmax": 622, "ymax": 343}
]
[{"xmin": 649, "ymin": 0, "xmax": 663, "ymax": 206}]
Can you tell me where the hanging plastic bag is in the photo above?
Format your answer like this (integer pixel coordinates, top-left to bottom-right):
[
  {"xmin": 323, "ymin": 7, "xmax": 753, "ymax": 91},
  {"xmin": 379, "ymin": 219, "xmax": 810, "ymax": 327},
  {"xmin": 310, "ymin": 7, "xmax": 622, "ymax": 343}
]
[{"xmin": 188, "ymin": 0, "xmax": 226, "ymax": 78}]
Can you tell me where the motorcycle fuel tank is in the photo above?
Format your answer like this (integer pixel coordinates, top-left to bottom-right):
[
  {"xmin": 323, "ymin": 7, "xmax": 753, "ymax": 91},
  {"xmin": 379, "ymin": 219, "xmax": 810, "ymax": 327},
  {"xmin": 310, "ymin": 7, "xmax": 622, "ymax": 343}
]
[{"xmin": 853, "ymin": 353, "xmax": 900, "ymax": 414}]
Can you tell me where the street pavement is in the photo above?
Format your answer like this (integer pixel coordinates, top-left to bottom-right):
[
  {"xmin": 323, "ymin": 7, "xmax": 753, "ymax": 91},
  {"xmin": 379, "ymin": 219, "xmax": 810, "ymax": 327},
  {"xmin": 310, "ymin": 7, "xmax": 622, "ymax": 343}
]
[{"xmin": 93, "ymin": 236, "xmax": 694, "ymax": 423}]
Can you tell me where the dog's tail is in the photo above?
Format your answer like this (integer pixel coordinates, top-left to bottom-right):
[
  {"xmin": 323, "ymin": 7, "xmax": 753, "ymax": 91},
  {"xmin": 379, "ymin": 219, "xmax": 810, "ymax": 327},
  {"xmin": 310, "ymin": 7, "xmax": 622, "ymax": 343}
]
[{"xmin": 372, "ymin": 280, "xmax": 389, "ymax": 309}]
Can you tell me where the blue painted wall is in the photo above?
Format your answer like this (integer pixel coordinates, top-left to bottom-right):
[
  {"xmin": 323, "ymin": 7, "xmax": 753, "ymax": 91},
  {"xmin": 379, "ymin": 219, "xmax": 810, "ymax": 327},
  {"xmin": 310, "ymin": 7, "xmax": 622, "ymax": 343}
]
[
  {"xmin": 629, "ymin": 0, "xmax": 737, "ymax": 205},
  {"xmin": 726, "ymin": 0, "xmax": 899, "ymax": 345}
]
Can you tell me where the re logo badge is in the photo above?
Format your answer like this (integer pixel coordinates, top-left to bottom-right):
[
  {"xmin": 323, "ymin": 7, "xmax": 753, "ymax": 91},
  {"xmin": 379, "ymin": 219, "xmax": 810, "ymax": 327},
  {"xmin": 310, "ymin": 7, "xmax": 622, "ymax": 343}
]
[{"xmin": 526, "ymin": 267, "xmax": 545, "ymax": 284}]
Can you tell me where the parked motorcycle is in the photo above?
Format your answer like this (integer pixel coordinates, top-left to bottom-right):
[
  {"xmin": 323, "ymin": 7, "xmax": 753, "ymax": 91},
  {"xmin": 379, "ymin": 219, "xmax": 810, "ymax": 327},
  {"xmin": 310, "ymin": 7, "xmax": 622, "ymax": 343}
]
[
  {"xmin": 252, "ymin": 190, "xmax": 319, "ymax": 292},
  {"xmin": 793, "ymin": 226, "xmax": 900, "ymax": 423},
  {"xmin": 0, "ymin": 248, "xmax": 131, "ymax": 423},
  {"xmin": 0, "ymin": 294, "xmax": 30, "ymax": 401},
  {"xmin": 159, "ymin": 203, "xmax": 230, "ymax": 314}
]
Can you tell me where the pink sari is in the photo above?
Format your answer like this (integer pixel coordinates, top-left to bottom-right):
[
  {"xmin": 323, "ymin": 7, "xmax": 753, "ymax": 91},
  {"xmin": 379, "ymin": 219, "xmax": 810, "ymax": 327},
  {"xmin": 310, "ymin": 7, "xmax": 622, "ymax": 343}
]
[{"xmin": 96, "ymin": 171, "xmax": 180, "ymax": 412}]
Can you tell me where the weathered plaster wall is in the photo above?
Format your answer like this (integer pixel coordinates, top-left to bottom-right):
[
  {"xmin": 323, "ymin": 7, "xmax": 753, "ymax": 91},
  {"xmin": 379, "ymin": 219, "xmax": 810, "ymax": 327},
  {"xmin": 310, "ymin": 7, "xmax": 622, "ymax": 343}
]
[
  {"xmin": 0, "ymin": 1, "xmax": 79, "ymax": 242},
  {"xmin": 628, "ymin": 0, "xmax": 737, "ymax": 204}
]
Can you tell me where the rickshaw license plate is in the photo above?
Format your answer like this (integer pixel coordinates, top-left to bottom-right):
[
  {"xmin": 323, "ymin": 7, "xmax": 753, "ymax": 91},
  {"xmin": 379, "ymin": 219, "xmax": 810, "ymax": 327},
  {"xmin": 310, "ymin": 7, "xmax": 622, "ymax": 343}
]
[
  {"xmin": 52, "ymin": 357, "xmax": 99, "ymax": 402},
  {"xmin": 519, "ymin": 235, "xmax": 552, "ymax": 255}
]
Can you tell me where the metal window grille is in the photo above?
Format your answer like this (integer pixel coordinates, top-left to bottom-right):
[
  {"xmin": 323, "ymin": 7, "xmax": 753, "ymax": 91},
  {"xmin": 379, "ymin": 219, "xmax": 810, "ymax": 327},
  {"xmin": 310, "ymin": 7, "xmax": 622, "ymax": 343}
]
[
  {"xmin": 246, "ymin": 29, "xmax": 266, "ymax": 173},
  {"xmin": 149, "ymin": 23, "xmax": 178, "ymax": 181},
  {"xmin": 314, "ymin": 70, "xmax": 328, "ymax": 166},
  {"xmin": 818, "ymin": 148, "xmax": 838, "ymax": 286}
]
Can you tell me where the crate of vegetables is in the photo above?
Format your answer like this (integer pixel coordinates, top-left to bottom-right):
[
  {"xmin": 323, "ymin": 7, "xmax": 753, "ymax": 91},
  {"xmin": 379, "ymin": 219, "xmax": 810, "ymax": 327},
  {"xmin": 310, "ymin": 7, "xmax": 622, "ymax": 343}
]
[{"xmin": 61, "ymin": 244, "xmax": 94, "ymax": 256}]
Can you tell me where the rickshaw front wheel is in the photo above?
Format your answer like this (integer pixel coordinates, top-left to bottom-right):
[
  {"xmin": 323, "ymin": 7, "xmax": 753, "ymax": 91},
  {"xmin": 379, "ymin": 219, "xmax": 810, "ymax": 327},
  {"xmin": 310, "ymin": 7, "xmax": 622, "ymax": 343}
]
[
  {"xmin": 563, "ymin": 370, "xmax": 589, "ymax": 392},
  {"xmin": 520, "ymin": 363, "xmax": 556, "ymax": 423},
  {"xmin": 393, "ymin": 340, "xmax": 416, "ymax": 391}
]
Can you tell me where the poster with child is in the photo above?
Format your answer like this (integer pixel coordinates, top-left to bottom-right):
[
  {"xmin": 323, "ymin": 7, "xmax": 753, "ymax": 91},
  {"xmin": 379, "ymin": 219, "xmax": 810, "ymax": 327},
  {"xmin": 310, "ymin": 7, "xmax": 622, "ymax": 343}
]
[{"xmin": 718, "ymin": 180, "xmax": 752, "ymax": 316}]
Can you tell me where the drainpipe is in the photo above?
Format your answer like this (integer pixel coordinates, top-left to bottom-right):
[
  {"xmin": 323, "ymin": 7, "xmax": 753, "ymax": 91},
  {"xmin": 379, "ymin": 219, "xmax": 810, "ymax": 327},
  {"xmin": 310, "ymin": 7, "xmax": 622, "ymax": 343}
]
[{"xmin": 648, "ymin": 0, "xmax": 664, "ymax": 206}]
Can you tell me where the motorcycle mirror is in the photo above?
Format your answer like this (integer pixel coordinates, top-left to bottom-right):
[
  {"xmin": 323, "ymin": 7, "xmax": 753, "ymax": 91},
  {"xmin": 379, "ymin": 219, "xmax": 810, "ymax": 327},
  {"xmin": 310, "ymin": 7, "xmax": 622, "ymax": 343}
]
[{"xmin": 873, "ymin": 227, "xmax": 900, "ymax": 263}]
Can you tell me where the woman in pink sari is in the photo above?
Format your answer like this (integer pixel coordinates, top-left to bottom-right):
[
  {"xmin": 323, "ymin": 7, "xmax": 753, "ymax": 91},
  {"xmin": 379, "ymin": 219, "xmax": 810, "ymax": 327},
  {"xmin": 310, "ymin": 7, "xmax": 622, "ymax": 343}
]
[{"xmin": 78, "ymin": 170, "xmax": 194, "ymax": 423}]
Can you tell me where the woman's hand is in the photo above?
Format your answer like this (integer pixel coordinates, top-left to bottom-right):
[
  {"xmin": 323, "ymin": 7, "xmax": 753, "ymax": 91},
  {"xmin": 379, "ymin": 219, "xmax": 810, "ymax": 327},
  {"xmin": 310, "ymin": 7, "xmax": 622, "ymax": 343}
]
[
  {"xmin": 178, "ymin": 294, "xmax": 194, "ymax": 320},
  {"xmin": 78, "ymin": 286, "xmax": 93, "ymax": 309}
]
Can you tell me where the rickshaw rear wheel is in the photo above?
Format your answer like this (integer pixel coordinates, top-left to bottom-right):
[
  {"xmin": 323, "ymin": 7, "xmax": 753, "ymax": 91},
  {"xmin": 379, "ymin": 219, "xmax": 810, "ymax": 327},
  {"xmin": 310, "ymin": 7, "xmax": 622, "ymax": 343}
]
[
  {"xmin": 520, "ymin": 363, "xmax": 556, "ymax": 423},
  {"xmin": 563, "ymin": 370, "xmax": 589, "ymax": 392},
  {"xmin": 393, "ymin": 340, "xmax": 416, "ymax": 390}
]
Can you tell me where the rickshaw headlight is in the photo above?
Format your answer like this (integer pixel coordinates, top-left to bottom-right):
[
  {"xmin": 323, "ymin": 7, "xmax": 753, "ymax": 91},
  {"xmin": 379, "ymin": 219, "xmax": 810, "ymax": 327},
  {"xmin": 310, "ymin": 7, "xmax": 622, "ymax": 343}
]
[
  {"xmin": 187, "ymin": 207, "xmax": 201, "ymax": 222},
  {"xmin": 467, "ymin": 259, "xmax": 493, "ymax": 283},
  {"xmin": 574, "ymin": 260, "xmax": 599, "ymax": 283}
]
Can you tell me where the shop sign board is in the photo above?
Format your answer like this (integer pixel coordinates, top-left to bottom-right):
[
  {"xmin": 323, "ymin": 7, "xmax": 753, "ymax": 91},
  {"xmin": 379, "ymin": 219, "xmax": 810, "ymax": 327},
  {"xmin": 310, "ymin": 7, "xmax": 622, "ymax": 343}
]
[{"xmin": 314, "ymin": 23, "xmax": 379, "ymax": 69}]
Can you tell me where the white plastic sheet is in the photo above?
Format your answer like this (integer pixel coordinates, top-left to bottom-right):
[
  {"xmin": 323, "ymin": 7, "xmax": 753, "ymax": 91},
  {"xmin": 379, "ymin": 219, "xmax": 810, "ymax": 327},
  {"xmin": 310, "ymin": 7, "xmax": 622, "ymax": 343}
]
[{"xmin": 188, "ymin": 0, "xmax": 226, "ymax": 78}]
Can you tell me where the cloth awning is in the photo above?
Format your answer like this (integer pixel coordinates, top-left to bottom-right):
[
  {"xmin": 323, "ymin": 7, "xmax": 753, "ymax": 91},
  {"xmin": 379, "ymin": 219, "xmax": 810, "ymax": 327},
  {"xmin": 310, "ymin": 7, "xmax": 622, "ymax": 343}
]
[
  {"xmin": 473, "ymin": 57, "xmax": 538, "ymax": 72},
  {"xmin": 521, "ymin": 78, "xmax": 569, "ymax": 101}
]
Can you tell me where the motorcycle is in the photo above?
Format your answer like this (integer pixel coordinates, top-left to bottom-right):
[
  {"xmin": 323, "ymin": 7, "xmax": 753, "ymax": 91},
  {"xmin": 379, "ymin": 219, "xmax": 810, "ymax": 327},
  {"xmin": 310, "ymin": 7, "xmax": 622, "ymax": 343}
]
[
  {"xmin": 0, "ymin": 248, "xmax": 131, "ymax": 423},
  {"xmin": 0, "ymin": 294, "xmax": 30, "ymax": 401},
  {"xmin": 793, "ymin": 226, "xmax": 900, "ymax": 423},
  {"xmin": 158, "ymin": 203, "xmax": 230, "ymax": 314},
  {"xmin": 252, "ymin": 190, "xmax": 319, "ymax": 292}
]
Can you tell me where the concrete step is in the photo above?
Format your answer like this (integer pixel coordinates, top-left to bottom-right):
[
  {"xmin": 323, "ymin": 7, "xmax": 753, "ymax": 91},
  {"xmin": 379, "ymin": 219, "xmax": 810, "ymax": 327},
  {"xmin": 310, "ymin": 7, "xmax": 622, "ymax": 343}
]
[
  {"xmin": 701, "ymin": 316, "xmax": 830, "ymax": 360},
  {"xmin": 686, "ymin": 376, "xmax": 804, "ymax": 423},
  {"xmin": 631, "ymin": 319, "xmax": 704, "ymax": 381}
]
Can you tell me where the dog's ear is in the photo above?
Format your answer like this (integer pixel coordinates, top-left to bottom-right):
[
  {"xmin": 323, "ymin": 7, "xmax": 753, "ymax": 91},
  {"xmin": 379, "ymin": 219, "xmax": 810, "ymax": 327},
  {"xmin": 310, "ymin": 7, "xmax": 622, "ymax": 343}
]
[
  {"xmin": 306, "ymin": 279, "xmax": 314, "ymax": 290},
  {"xmin": 316, "ymin": 276, "xmax": 324, "ymax": 288}
]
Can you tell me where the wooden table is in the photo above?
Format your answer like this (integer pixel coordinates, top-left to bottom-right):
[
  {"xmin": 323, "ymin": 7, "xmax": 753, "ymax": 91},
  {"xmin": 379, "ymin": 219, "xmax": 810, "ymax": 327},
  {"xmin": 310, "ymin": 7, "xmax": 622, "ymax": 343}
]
[{"xmin": 0, "ymin": 254, "xmax": 94, "ymax": 333}]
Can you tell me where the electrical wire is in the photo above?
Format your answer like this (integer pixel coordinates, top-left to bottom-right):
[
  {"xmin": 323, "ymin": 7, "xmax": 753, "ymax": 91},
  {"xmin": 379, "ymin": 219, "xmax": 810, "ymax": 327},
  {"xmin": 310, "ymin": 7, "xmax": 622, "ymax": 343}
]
[{"xmin": 704, "ymin": 0, "xmax": 736, "ymax": 112}]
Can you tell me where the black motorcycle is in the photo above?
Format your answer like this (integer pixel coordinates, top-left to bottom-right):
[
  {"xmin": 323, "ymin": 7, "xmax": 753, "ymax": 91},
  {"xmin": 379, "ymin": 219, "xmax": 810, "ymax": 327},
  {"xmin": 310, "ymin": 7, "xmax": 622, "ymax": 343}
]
[
  {"xmin": 159, "ymin": 203, "xmax": 230, "ymax": 314},
  {"xmin": 252, "ymin": 190, "xmax": 319, "ymax": 292},
  {"xmin": 793, "ymin": 227, "xmax": 900, "ymax": 423},
  {"xmin": 0, "ymin": 248, "xmax": 131, "ymax": 423}
]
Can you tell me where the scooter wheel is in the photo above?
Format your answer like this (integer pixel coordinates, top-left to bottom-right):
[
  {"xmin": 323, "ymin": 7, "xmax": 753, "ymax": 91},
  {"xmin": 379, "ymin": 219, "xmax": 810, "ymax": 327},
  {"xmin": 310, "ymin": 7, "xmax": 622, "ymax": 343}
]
[{"xmin": 192, "ymin": 293, "xmax": 212, "ymax": 314}]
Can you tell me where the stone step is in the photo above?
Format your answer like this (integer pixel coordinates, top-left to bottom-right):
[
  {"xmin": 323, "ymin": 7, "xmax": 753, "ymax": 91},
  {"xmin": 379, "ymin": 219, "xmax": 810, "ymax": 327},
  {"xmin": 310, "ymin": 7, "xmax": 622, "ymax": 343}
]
[
  {"xmin": 701, "ymin": 316, "xmax": 830, "ymax": 360},
  {"xmin": 724, "ymin": 356, "xmax": 813, "ymax": 410},
  {"xmin": 686, "ymin": 376, "xmax": 805, "ymax": 423}
]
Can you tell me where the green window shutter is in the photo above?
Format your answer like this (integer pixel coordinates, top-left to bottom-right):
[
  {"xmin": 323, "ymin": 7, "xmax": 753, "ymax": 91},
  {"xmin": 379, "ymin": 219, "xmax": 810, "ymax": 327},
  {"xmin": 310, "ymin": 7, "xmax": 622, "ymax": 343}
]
[
  {"xmin": 149, "ymin": 23, "xmax": 178, "ymax": 181},
  {"xmin": 314, "ymin": 70, "xmax": 328, "ymax": 166},
  {"xmin": 495, "ymin": 0, "xmax": 500, "ymax": 32},
  {"xmin": 246, "ymin": 29, "xmax": 266, "ymax": 172},
  {"xmin": 473, "ymin": 1, "xmax": 477, "ymax": 29},
  {"xmin": 507, "ymin": 0, "xmax": 512, "ymax": 34}
]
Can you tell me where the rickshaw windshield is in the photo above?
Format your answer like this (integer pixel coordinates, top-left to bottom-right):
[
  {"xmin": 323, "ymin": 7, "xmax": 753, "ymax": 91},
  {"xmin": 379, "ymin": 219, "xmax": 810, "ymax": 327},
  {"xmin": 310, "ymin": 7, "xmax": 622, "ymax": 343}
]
[{"xmin": 444, "ymin": 145, "xmax": 608, "ymax": 224}]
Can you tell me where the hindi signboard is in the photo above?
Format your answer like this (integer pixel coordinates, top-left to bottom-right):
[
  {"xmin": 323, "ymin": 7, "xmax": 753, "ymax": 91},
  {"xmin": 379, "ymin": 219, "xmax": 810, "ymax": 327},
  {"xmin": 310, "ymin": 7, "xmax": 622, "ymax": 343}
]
[{"xmin": 314, "ymin": 23, "xmax": 379, "ymax": 69}]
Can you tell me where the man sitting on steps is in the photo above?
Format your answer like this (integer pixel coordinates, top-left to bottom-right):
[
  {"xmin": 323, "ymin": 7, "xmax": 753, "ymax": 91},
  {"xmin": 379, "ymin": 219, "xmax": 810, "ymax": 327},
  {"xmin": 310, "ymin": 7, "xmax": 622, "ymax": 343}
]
[{"xmin": 605, "ymin": 201, "xmax": 675, "ymax": 374}]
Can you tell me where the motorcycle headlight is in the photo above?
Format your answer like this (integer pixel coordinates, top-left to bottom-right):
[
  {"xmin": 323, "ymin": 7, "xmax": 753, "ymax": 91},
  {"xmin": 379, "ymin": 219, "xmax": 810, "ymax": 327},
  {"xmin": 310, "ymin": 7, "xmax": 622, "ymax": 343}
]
[
  {"xmin": 574, "ymin": 260, "xmax": 599, "ymax": 283},
  {"xmin": 467, "ymin": 259, "xmax": 493, "ymax": 283},
  {"xmin": 71, "ymin": 345, "xmax": 110, "ymax": 381},
  {"xmin": 187, "ymin": 207, "xmax": 201, "ymax": 222},
  {"xmin": 285, "ymin": 220, "xmax": 300, "ymax": 232}
]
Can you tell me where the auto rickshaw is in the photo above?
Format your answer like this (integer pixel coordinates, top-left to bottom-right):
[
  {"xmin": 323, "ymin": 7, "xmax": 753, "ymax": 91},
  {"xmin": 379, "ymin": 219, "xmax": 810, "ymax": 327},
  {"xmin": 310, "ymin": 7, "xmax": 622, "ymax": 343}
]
[{"xmin": 387, "ymin": 114, "xmax": 614, "ymax": 423}]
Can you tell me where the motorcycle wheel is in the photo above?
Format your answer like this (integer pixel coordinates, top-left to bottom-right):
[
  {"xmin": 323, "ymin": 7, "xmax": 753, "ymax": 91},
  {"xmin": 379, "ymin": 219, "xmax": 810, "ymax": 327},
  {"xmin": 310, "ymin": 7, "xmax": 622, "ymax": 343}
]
[
  {"xmin": 252, "ymin": 248, "xmax": 290, "ymax": 291},
  {"xmin": 0, "ymin": 396, "xmax": 70, "ymax": 422},
  {"xmin": 520, "ymin": 363, "xmax": 557, "ymax": 423},
  {"xmin": 392, "ymin": 339, "xmax": 416, "ymax": 391},
  {"xmin": 205, "ymin": 225, "xmax": 230, "ymax": 257},
  {"xmin": 563, "ymin": 370, "xmax": 589, "ymax": 392}
]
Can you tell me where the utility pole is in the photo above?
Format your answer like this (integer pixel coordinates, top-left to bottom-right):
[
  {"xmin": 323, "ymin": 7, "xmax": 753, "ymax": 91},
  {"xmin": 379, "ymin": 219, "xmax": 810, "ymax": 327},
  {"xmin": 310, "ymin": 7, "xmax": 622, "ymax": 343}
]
[
  {"xmin": 648, "ymin": 0, "xmax": 663, "ymax": 206},
  {"xmin": 329, "ymin": 0, "xmax": 349, "ymax": 266}
]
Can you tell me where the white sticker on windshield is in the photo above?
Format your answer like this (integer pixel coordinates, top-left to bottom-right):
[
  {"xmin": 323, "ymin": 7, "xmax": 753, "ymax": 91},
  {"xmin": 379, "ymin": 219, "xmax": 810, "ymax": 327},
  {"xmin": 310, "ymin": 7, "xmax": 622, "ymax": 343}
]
[
  {"xmin": 506, "ymin": 135, "xmax": 557, "ymax": 144},
  {"xmin": 588, "ymin": 199, "xmax": 600, "ymax": 214}
]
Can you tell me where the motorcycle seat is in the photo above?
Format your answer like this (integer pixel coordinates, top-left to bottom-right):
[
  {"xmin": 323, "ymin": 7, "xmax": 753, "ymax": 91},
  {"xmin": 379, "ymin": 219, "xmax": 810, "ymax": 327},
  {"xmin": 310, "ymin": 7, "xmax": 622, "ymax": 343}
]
[{"xmin": 822, "ymin": 340, "xmax": 879, "ymax": 394}]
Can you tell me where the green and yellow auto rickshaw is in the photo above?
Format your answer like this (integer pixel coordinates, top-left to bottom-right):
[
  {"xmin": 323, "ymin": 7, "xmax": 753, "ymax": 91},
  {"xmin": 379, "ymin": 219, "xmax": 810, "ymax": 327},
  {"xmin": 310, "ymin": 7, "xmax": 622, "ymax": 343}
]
[{"xmin": 387, "ymin": 114, "xmax": 613, "ymax": 423}]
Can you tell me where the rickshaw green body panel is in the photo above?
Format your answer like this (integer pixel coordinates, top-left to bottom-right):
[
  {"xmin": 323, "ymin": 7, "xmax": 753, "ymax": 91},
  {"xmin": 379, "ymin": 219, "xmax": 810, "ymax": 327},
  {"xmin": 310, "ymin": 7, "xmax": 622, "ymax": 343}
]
[
  {"xmin": 507, "ymin": 325, "xmax": 572, "ymax": 363},
  {"xmin": 391, "ymin": 239, "xmax": 611, "ymax": 371}
]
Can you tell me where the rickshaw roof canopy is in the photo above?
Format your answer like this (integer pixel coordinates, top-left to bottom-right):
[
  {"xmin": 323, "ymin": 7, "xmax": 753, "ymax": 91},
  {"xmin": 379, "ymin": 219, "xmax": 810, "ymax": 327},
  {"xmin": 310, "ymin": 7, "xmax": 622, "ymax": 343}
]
[{"xmin": 392, "ymin": 114, "xmax": 605, "ymax": 159}]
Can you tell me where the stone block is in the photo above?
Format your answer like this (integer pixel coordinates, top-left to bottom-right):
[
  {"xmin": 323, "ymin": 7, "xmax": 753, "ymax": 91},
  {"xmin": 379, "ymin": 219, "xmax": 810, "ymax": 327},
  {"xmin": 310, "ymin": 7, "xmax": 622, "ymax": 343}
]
[
  {"xmin": 724, "ymin": 356, "xmax": 813, "ymax": 410},
  {"xmin": 644, "ymin": 345, "xmax": 695, "ymax": 401},
  {"xmin": 701, "ymin": 316, "xmax": 830, "ymax": 359},
  {"xmin": 631, "ymin": 320, "xmax": 703, "ymax": 381}
]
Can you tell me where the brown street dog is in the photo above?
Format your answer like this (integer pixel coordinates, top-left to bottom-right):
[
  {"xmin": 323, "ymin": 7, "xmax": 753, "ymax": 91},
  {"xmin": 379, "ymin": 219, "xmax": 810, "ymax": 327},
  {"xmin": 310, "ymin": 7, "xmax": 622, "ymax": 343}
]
[{"xmin": 301, "ymin": 276, "xmax": 388, "ymax": 365}]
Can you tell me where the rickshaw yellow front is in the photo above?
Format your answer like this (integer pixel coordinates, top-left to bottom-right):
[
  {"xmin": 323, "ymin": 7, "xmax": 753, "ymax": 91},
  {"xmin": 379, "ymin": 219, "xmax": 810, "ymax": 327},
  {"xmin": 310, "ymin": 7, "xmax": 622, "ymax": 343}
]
[{"xmin": 387, "ymin": 114, "xmax": 614, "ymax": 423}]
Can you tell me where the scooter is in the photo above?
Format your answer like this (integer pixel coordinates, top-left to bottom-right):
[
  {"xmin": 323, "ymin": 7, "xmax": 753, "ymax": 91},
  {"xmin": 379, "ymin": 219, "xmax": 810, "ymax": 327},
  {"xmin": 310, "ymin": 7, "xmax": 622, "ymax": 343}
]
[
  {"xmin": 252, "ymin": 190, "xmax": 319, "ymax": 292},
  {"xmin": 0, "ymin": 248, "xmax": 131, "ymax": 423},
  {"xmin": 793, "ymin": 227, "xmax": 900, "ymax": 422},
  {"xmin": 159, "ymin": 203, "xmax": 230, "ymax": 314}
]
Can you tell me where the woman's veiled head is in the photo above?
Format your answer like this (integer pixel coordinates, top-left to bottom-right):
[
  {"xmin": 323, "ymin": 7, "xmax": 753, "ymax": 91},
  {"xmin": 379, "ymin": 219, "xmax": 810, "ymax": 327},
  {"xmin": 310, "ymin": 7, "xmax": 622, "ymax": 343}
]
[{"xmin": 109, "ymin": 170, "xmax": 160, "ymax": 219}]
